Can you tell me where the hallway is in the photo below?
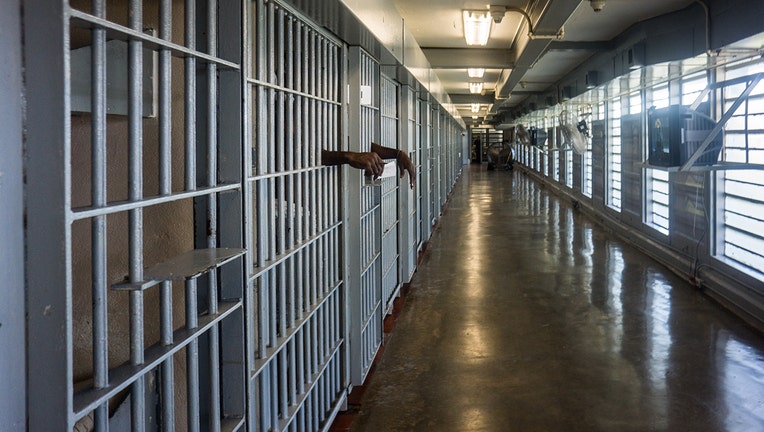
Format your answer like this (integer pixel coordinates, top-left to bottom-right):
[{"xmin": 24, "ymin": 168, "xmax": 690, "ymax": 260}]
[{"xmin": 351, "ymin": 165, "xmax": 764, "ymax": 432}]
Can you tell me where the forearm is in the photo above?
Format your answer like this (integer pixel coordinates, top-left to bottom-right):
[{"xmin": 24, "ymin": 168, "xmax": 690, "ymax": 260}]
[
  {"xmin": 370, "ymin": 142, "xmax": 400, "ymax": 160},
  {"xmin": 321, "ymin": 149, "xmax": 353, "ymax": 166}
]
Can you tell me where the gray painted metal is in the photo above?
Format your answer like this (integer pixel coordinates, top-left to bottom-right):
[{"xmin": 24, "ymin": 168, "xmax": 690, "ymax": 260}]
[
  {"xmin": 0, "ymin": 1, "xmax": 25, "ymax": 429},
  {"xmin": 24, "ymin": 1, "xmax": 72, "ymax": 429},
  {"xmin": 346, "ymin": 46, "xmax": 383, "ymax": 386},
  {"xmin": 19, "ymin": 0, "xmax": 464, "ymax": 429},
  {"xmin": 380, "ymin": 74, "xmax": 401, "ymax": 313},
  {"xmin": 248, "ymin": 1, "xmax": 346, "ymax": 429}
]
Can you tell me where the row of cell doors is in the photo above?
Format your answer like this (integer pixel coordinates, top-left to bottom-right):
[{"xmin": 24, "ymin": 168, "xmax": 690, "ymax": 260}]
[{"xmin": 16, "ymin": 0, "xmax": 464, "ymax": 431}]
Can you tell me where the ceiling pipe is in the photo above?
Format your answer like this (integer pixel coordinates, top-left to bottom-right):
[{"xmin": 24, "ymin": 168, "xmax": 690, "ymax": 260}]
[
  {"xmin": 490, "ymin": 5, "xmax": 565, "ymax": 39},
  {"xmin": 494, "ymin": 0, "xmax": 583, "ymax": 101},
  {"xmin": 693, "ymin": 0, "xmax": 714, "ymax": 57}
]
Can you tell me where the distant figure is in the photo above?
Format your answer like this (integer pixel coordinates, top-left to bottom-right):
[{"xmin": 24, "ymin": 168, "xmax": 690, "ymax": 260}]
[
  {"xmin": 322, "ymin": 142, "xmax": 416, "ymax": 188},
  {"xmin": 472, "ymin": 138, "xmax": 481, "ymax": 163},
  {"xmin": 487, "ymin": 139, "xmax": 514, "ymax": 171}
]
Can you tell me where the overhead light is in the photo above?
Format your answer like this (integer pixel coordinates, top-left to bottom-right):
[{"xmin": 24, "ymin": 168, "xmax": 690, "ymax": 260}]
[
  {"xmin": 469, "ymin": 82, "xmax": 483, "ymax": 94},
  {"xmin": 471, "ymin": 103, "xmax": 481, "ymax": 113},
  {"xmin": 467, "ymin": 68, "xmax": 485, "ymax": 78},
  {"xmin": 472, "ymin": 115, "xmax": 479, "ymax": 119},
  {"xmin": 589, "ymin": 0, "xmax": 606, "ymax": 12},
  {"xmin": 462, "ymin": 10, "xmax": 492, "ymax": 46}
]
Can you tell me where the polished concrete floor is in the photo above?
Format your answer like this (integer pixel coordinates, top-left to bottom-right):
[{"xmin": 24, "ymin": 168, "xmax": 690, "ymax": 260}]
[{"xmin": 351, "ymin": 165, "xmax": 764, "ymax": 432}]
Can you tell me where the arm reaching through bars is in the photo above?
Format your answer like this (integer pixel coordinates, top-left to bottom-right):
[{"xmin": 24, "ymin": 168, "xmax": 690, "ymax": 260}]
[{"xmin": 321, "ymin": 142, "xmax": 416, "ymax": 188}]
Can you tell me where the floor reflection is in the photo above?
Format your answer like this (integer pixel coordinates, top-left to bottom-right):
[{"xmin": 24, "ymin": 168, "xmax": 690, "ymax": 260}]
[{"xmin": 353, "ymin": 166, "xmax": 764, "ymax": 432}]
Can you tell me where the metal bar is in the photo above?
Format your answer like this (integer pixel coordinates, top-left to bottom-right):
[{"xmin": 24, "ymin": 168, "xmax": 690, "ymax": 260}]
[
  {"xmin": 251, "ymin": 280, "xmax": 338, "ymax": 376},
  {"xmin": 186, "ymin": 278, "xmax": 200, "ymax": 432},
  {"xmin": 206, "ymin": 1, "xmax": 222, "ymax": 429},
  {"xmin": 68, "ymin": 10, "xmax": 240, "ymax": 70},
  {"xmin": 208, "ymin": 321, "xmax": 221, "ymax": 432},
  {"xmin": 269, "ymin": 178, "xmax": 277, "ymax": 260},
  {"xmin": 237, "ymin": 81, "xmax": 343, "ymax": 104},
  {"xmin": 288, "ymin": 256, "xmax": 296, "ymax": 330},
  {"xmin": 243, "ymin": 5, "xmax": 258, "ymax": 423},
  {"xmin": 277, "ymin": 6, "xmax": 285, "ymax": 88},
  {"xmin": 279, "ymin": 349, "xmax": 288, "ymax": 419},
  {"xmin": 185, "ymin": 0, "xmax": 197, "ymax": 191},
  {"xmin": 71, "ymin": 184, "xmax": 241, "ymax": 219},
  {"xmin": 1, "ymin": 0, "xmax": 25, "ymax": 427},
  {"xmin": 296, "ymin": 249, "xmax": 305, "ymax": 323},
  {"xmin": 259, "ymin": 367, "xmax": 270, "ymax": 431},
  {"xmin": 160, "ymin": 281, "xmax": 175, "ymax": 430},
  {"xmin": 270, "ymin": 363, "xmax": 278, "ymax": 427},
  {"xmin": 128, "ymin": 1, "xmax": 145, "ymax": 430},
  {"xmin": 297, "ymin": 325, "xmax": 305, "ymax": 395},
  {"xmin": 277, "ymin": 177, "xmax": 285, "ymax": 255},
  {"xmin": 288, "ymin": 335, "xmax": 297, "ymax": 414},
  {"xmin": 91, "ymin": 0, "xmax": 109, "ymax": 429},
  {"xmin": 269, "ymin": 269, "xmax": 277, "ymax": 347},
  {"xmin": 73, "ymin": 301, "xmax": 239, "ymax": 420},
  {"xmin": 279, "ymin": 262, "xmax": 287, "ymax": 338},
  {"xmin": 158, "ymin": 0, "xmax": 172, "ymax": 195}
]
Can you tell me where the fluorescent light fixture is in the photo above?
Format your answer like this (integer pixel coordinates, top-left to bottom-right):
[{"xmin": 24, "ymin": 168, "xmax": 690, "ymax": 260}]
[
  {"xmin": 472, "ymin": 115, "xmax": 479, "ymax": 119},
  {"xmin": 471, "ymin": 103, "xmax": 481, "ymax": 113},
  {"xmin": 463, "ymin": 10, "xmax": 492, "ymax": 46},
  {"xmin": 469, "ymin": 82, "xmax": 483, "ymax": 94},
  {"xmin": 467, "ymin": 68, "xmax": 485, "ymax": 78}
]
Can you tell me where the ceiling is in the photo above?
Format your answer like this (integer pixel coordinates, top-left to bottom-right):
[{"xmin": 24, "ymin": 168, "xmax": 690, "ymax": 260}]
[{"xmin": 389, "ymin": 0, "xmax": 697, "ymax": 125}]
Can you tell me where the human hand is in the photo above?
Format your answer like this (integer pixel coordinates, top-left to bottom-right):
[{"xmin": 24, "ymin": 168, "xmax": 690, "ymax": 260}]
[
  {"xmin": 346, "ymin": 151, "xmax": 385, "ymax": 178},
  {"xmin": 396, "ymin": 151, "xmax": 416, "ymax": 189}
]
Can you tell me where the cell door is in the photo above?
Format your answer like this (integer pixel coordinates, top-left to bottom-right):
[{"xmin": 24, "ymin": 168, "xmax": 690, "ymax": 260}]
[{"xmin": 25, "ymin": 1, "xmax": 247, "ymax": 430}]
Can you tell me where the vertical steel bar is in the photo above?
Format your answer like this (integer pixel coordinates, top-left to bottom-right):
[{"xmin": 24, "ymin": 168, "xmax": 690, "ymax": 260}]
[
  {"xmin": 184, "ymin": 0, "xmax": 197, "ymax": 191},
  {"xmin": 277, "ymin": 176, "xmax": 285, "ymax": 254},
  {"xmin": 296, "ymin": 251, "xmax": 304, "ymax": 321},
  {"xmin": 310, "ymin": 241, "xmax": 318, "ymax": 307},
  {"xmin": 91, "ymin": 0, "xmax": 109, "ymax": 430},
  {"xmin": 278, "ymin": 264, "xmax": 286, "ymax": 338},
  {"xmin": 270, "ymin": 363, "xmax": 278, "ymax": 427},
  {"xmin": 160, "ymin": 281, "xmax": 175, "ymax": 431},
  {"xmin": 128, "ymin": 1, "xmax": 145, "ymax": 430},
  {"xmin": 269, "ymin": 269, "xmax": 277, "ymax": 346},
  {"xmin": 129, "ymin": 290, "xmax": 145, "ymax": 431},
  {"xmin": 302, "ymin": 28, "xmax": 309, "ymax": 170},
  {"xmin": 288, "ymin": 338, "xmax": 296, "ymax": 409},
  {"xmin": 318, "ymin": 301, "xmax": 325, "ymax": 362},
  {"xmin": 159, "ymin": 0, "xmax": 172, "ymax": 195},
  {"xmin": 297, "ymin": 326, "xmax": 305, "ymax": 394},
  {"xmin": 288, "ymin": 255, "xmax": 295, "ymax": 329},
  {"xmin": 186, "ymin": 278, "xmax": 200, "ymax": 432},
  {"xmin": 276, "ymin": 6, "xmax": 284, "ymax": 88},
  {"xmin": 206, "ymin": 2, "xmax": 221, "ymax": 429},
  {"xmin": 269, "ymin": 178, "xmax": 276, "ymax": 260},
  {"xmin": 259, "ymin": 370, "xmax": 269, "ymax": 431},
  {"xmin": 277, "ymin": 96, "xmax": 285, "ymax": 176},
  {"xmin": 311, "ymin": 314, "xmax": 319, "ymax": 375},
  {"xmin": 310, "ymin": 31, "xmax": 317, "ymax": 169},
  {"xmin": 279, "ymin": 350, "xmax": 287, "ymax": 418}
]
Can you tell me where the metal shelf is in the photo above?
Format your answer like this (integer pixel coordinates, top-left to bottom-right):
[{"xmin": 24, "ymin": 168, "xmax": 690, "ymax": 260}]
[{"xmin": 112, "ymin": 248, "xmax": 246, "ymax": 291}]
